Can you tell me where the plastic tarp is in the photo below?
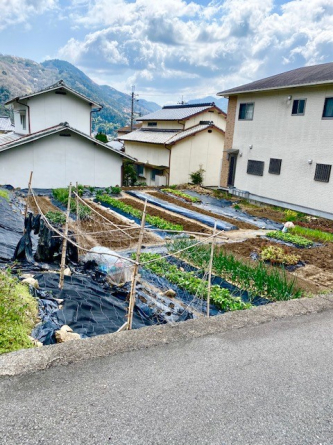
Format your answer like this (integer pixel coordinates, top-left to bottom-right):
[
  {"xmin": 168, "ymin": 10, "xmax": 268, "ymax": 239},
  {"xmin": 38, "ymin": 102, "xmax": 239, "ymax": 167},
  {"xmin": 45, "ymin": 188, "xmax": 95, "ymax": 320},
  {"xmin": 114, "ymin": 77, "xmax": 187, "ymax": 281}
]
[
  {"xmin": 127, "ymin": 191, "xmax": 238, "ymax": 231},
  {"xmin": 183, "ymin": 190, "xmax": 283, "ymax": 230},
  {"xmin": 31, "ymin": 273, "xmax": 158, "ymax": 344},
  {"xmin": 0, "ymin": 194, "xmax": 24, "ymax": 262},
  {"xmin": 83, "ymin": 246, "xmax": 134, "ymax": 284}
]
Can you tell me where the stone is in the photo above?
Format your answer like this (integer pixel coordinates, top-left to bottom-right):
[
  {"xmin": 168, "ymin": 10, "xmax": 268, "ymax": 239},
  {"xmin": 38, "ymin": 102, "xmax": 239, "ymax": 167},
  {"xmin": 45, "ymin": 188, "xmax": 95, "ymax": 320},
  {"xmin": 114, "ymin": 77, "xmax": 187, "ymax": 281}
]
[
  {"xmin": 20, "ymin": 274, "xmax": 34, "ymax": 280},
  {"xmin": 163, "ymin": 289, "xmax": 176, "ymax": 298},
  {"xmin": 28, "ymin": 336, "xmax": 43, "ymax": 348},
  {"xmin": 64, "ymin": 267, "xmax": 71, "ymax": 276},
  {"xmin": 55, "ymin": 325, "xmax": 81, "ymax": 343},
  {"xmin": 21, "ymin": 277, "xmax": 39, "ymax": 289}
]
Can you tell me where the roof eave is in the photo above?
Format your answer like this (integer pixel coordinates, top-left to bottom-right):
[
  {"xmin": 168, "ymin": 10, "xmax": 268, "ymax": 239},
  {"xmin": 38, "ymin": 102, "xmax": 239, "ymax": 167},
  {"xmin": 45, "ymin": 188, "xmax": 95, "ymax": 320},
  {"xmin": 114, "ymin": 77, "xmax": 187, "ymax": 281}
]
[{"xmin": 218, "ymin": 79, "xmax": 333, "ymax": 97}]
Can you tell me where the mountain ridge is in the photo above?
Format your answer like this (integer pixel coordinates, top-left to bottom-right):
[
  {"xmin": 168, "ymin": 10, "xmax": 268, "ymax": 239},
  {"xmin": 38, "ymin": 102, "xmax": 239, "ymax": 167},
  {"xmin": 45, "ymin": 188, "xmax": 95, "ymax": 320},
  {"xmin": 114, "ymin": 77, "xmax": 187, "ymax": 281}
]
[{"xmin": 0, "ymin": 55, "xmax": 160, "ymax": 136}]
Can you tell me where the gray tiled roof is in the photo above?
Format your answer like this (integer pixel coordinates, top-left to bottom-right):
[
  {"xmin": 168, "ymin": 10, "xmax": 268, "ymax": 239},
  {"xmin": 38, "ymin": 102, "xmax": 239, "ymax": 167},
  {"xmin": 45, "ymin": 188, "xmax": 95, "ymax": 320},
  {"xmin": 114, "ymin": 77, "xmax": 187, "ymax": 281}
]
[
  {"xmin": 119, "ymin": 124, "xmax": 224, "ymax": 146},
  {"xmin": 120, "ymin": 129, "xmax": 180, "ymax": 144},
  {"xmin": 0, "ymin": 117, "xmax": 14, "ymax": 132},
  {"xmin": 138, "ymin": 103, "xmax": 216, "ymax": 121},
  {"xmin": 218, "ymin": 62, "xmax": 333, "ymax": 96},
  {"xmin": 0, "ymin": 124, "xmax": 134, "ymax": 160},
  {"xmin": 5, "ymin": 80, "xmax": 102, "ymax": 108}
]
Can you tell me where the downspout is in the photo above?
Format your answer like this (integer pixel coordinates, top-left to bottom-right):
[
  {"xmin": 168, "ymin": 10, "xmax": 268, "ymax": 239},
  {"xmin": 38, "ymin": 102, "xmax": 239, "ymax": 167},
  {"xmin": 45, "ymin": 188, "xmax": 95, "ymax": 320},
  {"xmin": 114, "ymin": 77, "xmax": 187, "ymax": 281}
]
[
  {"xmin": 90, "ymin": 105, "xmax": 103, "ymax": 136},
  {"xmin": 165, "ymin": 144, "xmax": 172, "ymax": 186},
  {"xmin": 16, "ymin": 98, "xmax": 31, "ymax": 134}
]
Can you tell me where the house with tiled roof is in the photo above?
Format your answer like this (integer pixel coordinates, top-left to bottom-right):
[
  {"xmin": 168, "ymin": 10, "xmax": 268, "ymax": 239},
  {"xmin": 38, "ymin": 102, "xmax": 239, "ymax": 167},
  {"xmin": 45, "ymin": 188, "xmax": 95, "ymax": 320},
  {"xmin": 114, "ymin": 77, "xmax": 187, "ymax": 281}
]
[
  {"xmin": 119, "ymin": 103, "xmax": 226, "ymax": 186},
  {"xmin": 1, "ymin": 81, "xmax": 133, "ymax": 188},
  {"xmin": 218, "ymin": 62, "xmax": 333, "ymax": 219},
  {"xmin": 0, "ymin": 116, "xmax": 14, "ymax": 134}
]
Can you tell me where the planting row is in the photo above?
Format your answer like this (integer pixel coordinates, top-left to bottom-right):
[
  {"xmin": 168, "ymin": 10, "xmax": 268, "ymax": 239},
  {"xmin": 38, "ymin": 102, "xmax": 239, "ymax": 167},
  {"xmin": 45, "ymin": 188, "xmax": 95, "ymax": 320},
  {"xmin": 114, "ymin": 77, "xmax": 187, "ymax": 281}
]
[
  {"xmin": 161, "ymin": 188, "xmax": 201, "ymax": 203},
  {"xmin": 139, "ymin": 253, "xmax": 251, "ymax": 312},
  {"xmin": 168, "ymin": 239, "xmax": 303, "ymax": 301},
  {"xmin": 97, "ymin": 195, "xmax": 183, "ymax": 232}
]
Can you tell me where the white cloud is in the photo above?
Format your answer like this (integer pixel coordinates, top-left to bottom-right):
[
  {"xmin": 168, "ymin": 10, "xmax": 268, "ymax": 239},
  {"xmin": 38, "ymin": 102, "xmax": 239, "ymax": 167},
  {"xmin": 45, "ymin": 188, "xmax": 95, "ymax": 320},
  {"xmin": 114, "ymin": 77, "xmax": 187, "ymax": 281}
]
[
  {"xmin": 57, "ymin": 0, "xmax": 333, "ymax": 103},
  {"xmin": 0, "ymin": 0, "xmax": 58, "ymax": 30}
]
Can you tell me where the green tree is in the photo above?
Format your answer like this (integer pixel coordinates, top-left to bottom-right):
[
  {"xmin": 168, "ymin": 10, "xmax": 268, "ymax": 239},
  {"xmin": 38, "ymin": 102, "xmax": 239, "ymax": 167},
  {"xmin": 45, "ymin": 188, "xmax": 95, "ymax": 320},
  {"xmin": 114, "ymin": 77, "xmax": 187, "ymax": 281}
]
[
  {"xmin": 95, "ymin": 132, "xmax": 108, "ymax": 143},
  {"xmin": 123, "ymin": 160, "xmax": 137, "ymax": 186}
]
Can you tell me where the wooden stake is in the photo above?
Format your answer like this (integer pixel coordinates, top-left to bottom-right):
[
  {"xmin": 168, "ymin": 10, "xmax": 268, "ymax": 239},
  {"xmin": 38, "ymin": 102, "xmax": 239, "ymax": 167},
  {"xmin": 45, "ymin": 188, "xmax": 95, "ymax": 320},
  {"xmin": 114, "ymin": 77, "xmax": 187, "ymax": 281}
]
[
  {"xmin": 59, "ymin": 183, "xmax": 72, "ymax": 289},
  {"xmin": 23, "ymin": 171, "xmax": 33, "ymax": 233},
  {"xmin": 127, "ymin": 199, "xmax": 147, "ymax": 330},
  {"xmin": 207, "ymin": 221, "xmax": 217, "ymax": 317}
]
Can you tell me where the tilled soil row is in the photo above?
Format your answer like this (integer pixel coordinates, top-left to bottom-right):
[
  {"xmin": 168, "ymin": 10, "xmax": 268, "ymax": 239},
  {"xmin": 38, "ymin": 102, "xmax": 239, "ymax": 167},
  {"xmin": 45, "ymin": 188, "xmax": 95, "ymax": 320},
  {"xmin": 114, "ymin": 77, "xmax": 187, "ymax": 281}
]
[
  {"xmin": 119, "ymin": 197, "xmax": 212, "ymax": 234},
  {"xmin": 148, "ymin": 191, "xmax": 255, "ymax": 230}
]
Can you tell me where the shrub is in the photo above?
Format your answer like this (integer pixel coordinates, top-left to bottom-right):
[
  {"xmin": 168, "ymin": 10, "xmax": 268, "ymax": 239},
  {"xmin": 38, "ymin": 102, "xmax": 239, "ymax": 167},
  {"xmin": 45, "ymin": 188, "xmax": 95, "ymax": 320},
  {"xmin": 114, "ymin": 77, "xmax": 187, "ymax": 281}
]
[
  {"xmin": 190, "ymin": 165, "xmax": 205, "ymax": 185},
  {"xmin": 284, "ymin": 209, "xmax": 298, "ymax": 221},
  {"xmin": 266, "ymin": 231, "xmax": 313, "ymax": 248},
  {"xmin": 123, "ymin": 160, "xmax": 137, "ymax": 186},
  {"xmin": 95, "ymin": 132, "xmax": 108, "ymax": 143},
  {"xmin": 110, "ymin": 186, "xmax": 121, "ymax": 195},
  {"xmin": 260, "ymin": 245, "xmax": 300, "ymax": 266}
]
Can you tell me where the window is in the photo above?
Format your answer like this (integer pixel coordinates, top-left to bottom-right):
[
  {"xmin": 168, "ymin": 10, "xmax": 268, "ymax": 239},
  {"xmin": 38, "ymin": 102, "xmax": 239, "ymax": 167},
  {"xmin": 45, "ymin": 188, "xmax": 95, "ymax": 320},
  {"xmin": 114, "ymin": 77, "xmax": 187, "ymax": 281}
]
[
  {"xmin": 20, "ymin": 113, "xmax": 26, "ymax": 130},
  {"xmin": 136, "ymin": 164, "xmax": 144, "ymax": 176},
  {"xmin": 151, "ymin": 169, "xmax": 160, "ymax": 180},
  {"xmin": 247, "ymin": 160, "xmax": 264, "ymax": 176},
  {"xmin": 269, "ymin": 158, "xmax": 282, "ymax": 175},
  {"xmin": 322, "ymin": 98, "xmax": 333, "ymax": 118},
  {"xmin": 239, "ymin": 103, "xmax": 254, "ymax": 120},
  {"xmin": 292, "ymin": 99, "xmax": 306, "ymax": 115},
  {"xmin": 314, "ymin": 164, "xmax": 331, "ymax": 183},
  {"xmin": 147, "ymin": 122, "xmax": 157, "ymax": 127}
]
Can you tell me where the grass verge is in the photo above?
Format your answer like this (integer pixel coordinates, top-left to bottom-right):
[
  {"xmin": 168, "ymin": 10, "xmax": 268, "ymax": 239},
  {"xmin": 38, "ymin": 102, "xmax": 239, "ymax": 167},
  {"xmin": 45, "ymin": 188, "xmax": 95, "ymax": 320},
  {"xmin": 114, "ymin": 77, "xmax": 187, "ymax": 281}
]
[
  {"xmin": 169, "ymin": 239, "xmax": 303, "ymax": 301},
  {"xmin": 0, "ymin": 270, "xmax": 38, "ymax": 354}
]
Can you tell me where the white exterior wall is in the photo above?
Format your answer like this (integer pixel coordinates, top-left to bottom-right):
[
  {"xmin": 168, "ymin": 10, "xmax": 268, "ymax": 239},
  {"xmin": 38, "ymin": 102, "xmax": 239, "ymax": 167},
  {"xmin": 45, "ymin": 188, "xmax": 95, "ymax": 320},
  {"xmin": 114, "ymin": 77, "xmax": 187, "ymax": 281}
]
[
  {"xmin": 124, "ymin": 141, "xmax": 170, "ymax": 167},
  {"xmin": 0, "ymin": 133, "xmax": 123, "ymax": 188},
  {"xmin": 231, "ymin": 86, "xmax": 333, "ymax": 215},
  {"xmin": 169, "ymin": 129, "xmax": 224, "ymax": 186},
  {"xmin": 141, "ymin": 121, "xmax": 183, "ymax": 130},
  {"xmin": 185, "ymin": 110, "xmax": 226, "ymax": 130},
  {"xmin": 26, "ymin": 91, "xmax": 91, "ymax": 135}
]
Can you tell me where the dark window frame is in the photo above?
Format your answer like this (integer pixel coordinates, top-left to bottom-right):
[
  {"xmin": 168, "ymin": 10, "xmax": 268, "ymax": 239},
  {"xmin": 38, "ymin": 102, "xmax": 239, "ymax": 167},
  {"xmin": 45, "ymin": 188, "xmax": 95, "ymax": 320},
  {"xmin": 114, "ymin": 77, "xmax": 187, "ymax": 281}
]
[
  {"xmin": 268, "ymin": 158, "xmax": 282, "ymax": 175},
  {"xmin": 151, "ymin": 168, "xmax": 161, "ymax": 181},
  {"xmin": 238, "ymin": 103, "xmax": 255, "ymax": 121},
  {"xmin": 247, "ymin": 160, "xmax": 264, "ymax": 176},
  {"xmin": 322, "ymin": 98, "xmax": 333, "ymax": 119},
  {"xmin": 314, "ymin": 163, "xmax": 332, "ymax": 183},
  {"xmin": 291, "ymin": 99, "xmax": 306, "ymax": 116},
  {"xmin": 147, "ymin": 122, "xmax": 157, "ymax": 127}
]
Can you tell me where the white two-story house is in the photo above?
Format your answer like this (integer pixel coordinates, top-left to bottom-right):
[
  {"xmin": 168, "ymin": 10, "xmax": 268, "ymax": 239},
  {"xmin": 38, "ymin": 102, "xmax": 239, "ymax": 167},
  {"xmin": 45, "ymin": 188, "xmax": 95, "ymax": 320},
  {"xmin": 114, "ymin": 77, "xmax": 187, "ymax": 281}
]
[
  {"xmin": 218, "ymin": 62, "xmax": 333, "ymax": 219},
  {"xmin": 1, "ymin": 80, "xmax": 133, "ymax": 188},
  {"xmin": 119, "ymin": 103, "xmax": 226, "ymax": 187}
]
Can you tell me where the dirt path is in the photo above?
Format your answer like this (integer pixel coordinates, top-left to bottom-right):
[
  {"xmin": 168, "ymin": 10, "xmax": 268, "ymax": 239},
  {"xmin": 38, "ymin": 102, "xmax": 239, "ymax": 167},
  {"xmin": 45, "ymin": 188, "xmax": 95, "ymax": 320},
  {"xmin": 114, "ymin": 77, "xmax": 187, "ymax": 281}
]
[{"xmin": 147, "ymin": 191, "xmax": 256, "ymax": 230}]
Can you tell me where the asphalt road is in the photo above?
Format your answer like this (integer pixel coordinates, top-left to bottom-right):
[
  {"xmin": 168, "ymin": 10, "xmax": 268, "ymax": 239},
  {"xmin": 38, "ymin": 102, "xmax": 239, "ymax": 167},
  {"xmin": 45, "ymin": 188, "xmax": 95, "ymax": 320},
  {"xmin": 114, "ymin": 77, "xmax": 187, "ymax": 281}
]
[{"xmin": 1, "ymin": 310, "xmax": 332, "ymax": 445}]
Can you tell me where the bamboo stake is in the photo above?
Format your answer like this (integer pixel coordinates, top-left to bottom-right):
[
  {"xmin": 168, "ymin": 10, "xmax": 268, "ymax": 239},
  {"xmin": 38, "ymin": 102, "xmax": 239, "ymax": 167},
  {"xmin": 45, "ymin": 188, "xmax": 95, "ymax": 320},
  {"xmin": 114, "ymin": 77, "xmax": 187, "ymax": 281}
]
[
  {"xmin": 127, "ymin": 199, "xmax": 147, "ymax": 330},
  {"xmin": 207, "ymin": 221, "xmax": 217, "ymax": 317},
  {"xmin": 59, "ymin": 183, "xmax": 72, "ymax": 289},
  {"xmin": 23, "ymin": 171, "xmax": 33, "ymax": 233}
]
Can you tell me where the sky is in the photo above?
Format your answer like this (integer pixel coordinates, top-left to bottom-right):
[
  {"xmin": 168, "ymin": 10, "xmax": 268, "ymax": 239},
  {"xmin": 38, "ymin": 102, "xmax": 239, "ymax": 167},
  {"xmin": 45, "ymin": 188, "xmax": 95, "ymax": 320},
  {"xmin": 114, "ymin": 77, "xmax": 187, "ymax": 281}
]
[{"xmin": 1, "ymin": 0, "xmax": 333, "ymax": 105}]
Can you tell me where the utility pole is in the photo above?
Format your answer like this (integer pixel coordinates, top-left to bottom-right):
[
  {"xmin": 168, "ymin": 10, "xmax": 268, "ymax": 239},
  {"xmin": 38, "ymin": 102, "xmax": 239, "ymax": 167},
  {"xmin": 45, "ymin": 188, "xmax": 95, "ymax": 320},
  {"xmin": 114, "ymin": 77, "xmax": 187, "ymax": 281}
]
[{"xmin": 130, "ymin": 85, "xmax": 139, "ymax": 132}]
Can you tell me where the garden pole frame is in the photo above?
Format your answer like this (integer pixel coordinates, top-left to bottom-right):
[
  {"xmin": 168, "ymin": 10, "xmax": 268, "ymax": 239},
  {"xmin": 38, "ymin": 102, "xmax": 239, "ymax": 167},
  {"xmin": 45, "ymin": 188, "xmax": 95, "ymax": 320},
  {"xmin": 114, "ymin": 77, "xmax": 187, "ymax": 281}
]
[
  {"xmin": 207, "ymin": 221, "xmax": 217, "ymax": 317},
  {"xmin": 59, "ymin": 183, "xmax": 72, "ymax": 289},
  {"xmin": 23, "ymin": 171, "xmax": 33, "ymax": 234},
  {"xmin": 127, "ymin": 199, "xmax": 147, "ymax": 330}
]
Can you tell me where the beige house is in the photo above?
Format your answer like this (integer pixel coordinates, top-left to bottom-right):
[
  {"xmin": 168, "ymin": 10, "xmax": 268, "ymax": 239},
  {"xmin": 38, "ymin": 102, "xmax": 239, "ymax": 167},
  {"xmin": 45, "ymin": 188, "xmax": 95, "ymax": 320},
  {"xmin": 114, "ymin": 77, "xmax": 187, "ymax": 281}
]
[
  {"xmin": 119, "ymin": 103, "xmax": 226, "ymax": 186},
  {"xmin": 218, "ymin": 62, "xmax": 333, "ymax": 219}
]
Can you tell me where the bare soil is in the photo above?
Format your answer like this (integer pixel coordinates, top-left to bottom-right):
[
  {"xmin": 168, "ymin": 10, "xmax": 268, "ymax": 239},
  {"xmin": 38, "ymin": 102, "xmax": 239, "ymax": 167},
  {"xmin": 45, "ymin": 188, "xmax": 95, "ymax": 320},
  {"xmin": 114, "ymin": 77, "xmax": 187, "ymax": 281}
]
[
  {"xmin": 119, "ymin": 197, "xmax": 212, "ymax": 234},
  {"xmin": 148, "ymin": 191, "xmax": 255, "ymax": 230},
  {"xmin": 222, "ymin": 237, "xmax": 333, "ymax": 291}
]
